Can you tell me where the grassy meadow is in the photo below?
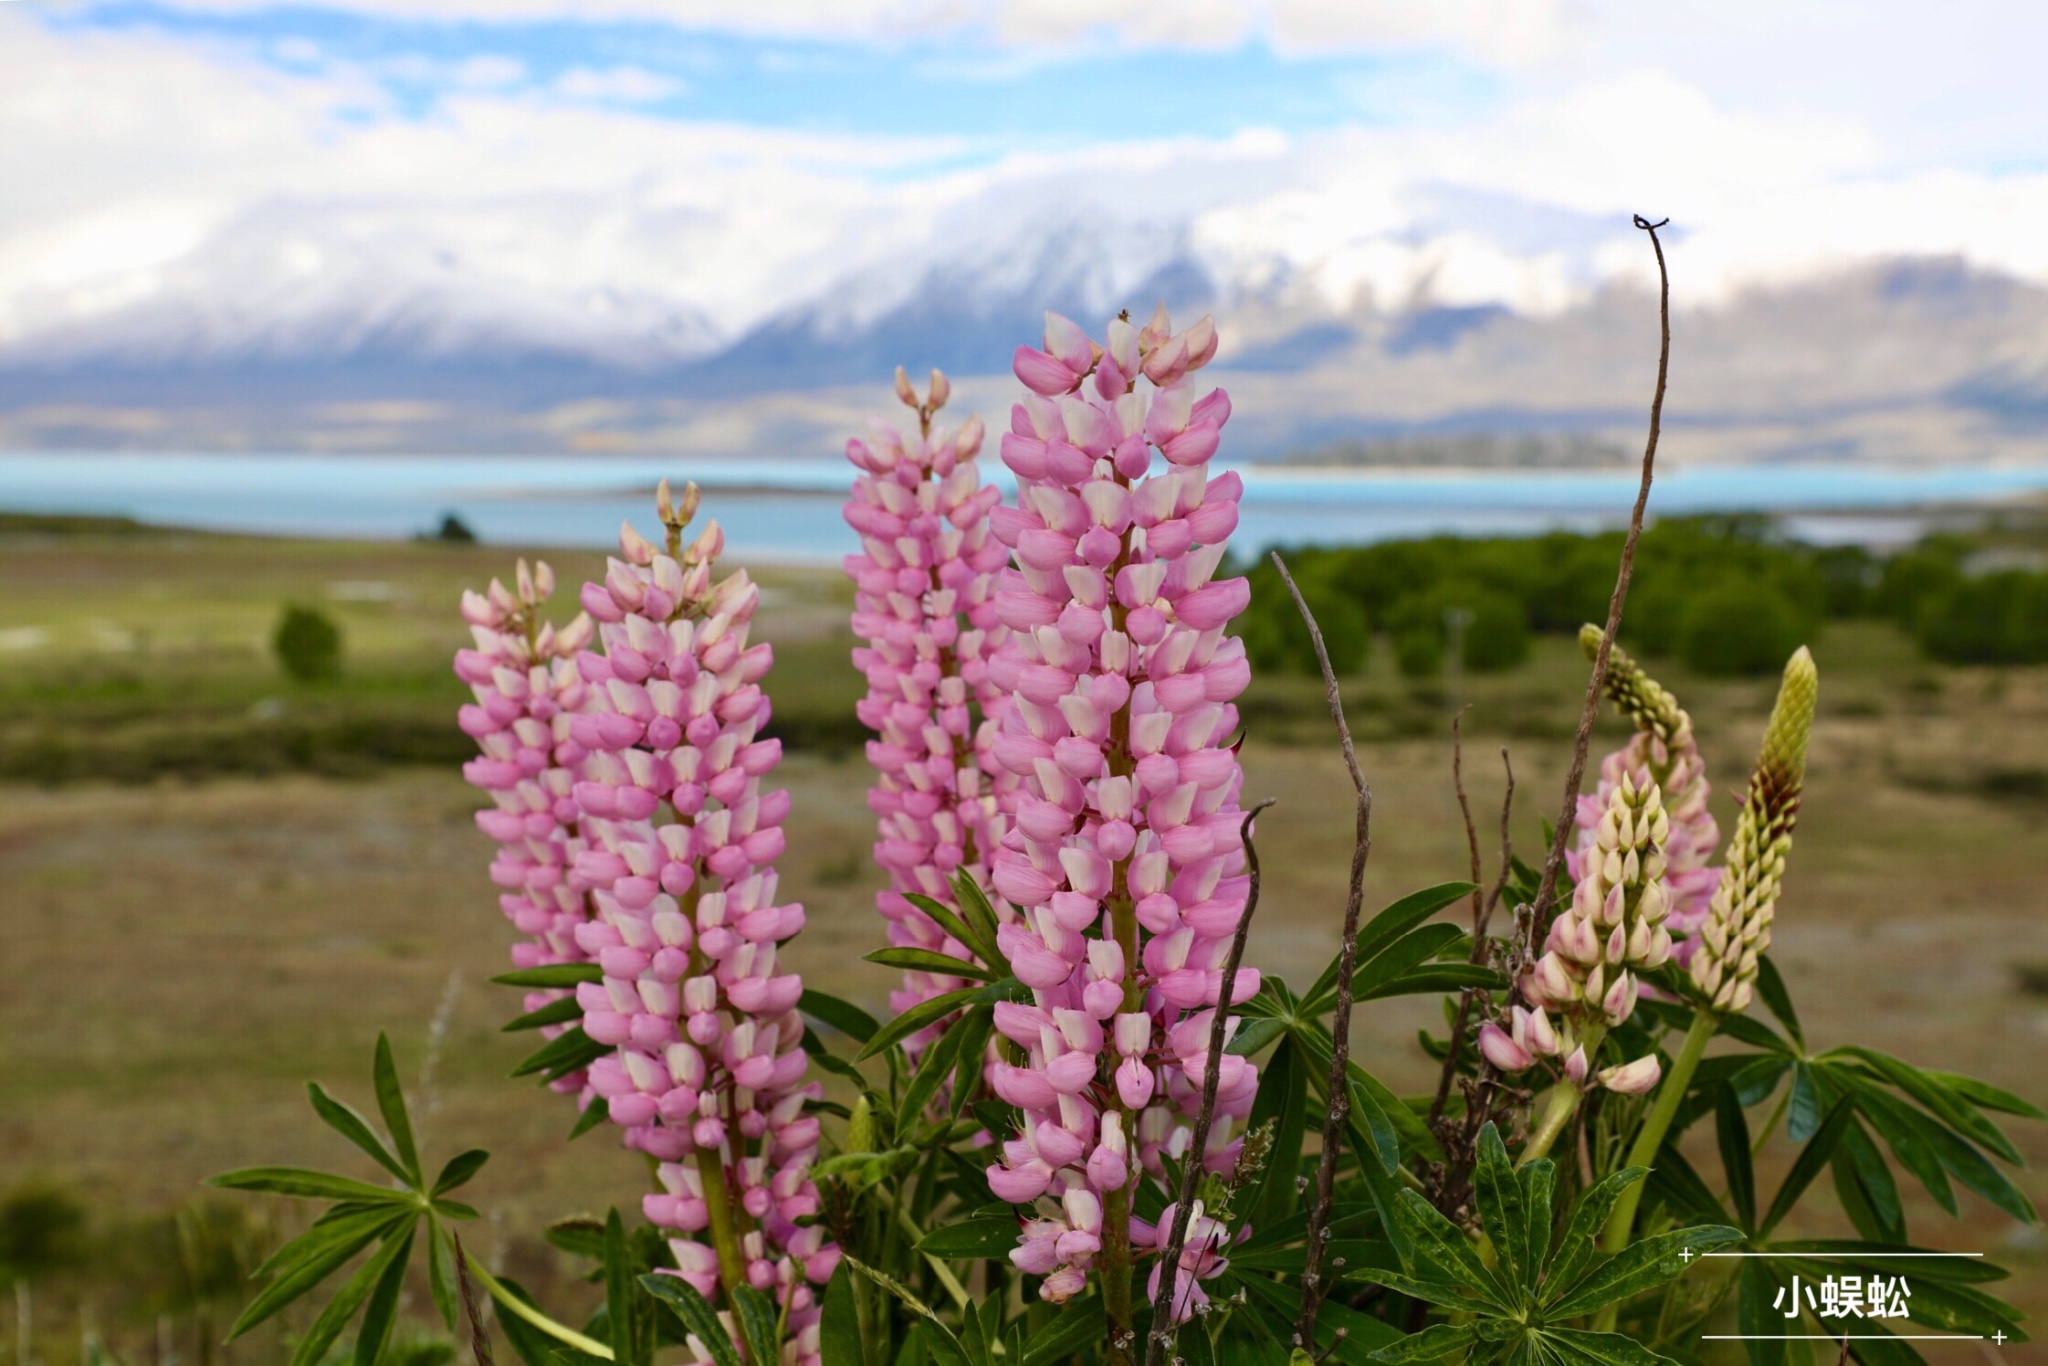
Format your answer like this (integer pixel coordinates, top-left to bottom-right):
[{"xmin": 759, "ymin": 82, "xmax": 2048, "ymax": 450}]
[{"xmin": 2, "ymin": 518, "xmax": 2045, "ymax": 1361}]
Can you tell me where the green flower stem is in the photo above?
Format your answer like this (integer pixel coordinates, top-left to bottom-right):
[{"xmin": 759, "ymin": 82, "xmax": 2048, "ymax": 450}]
[
  {"xmin": 888, "ymin": 1197, "xmax": 973, "ymax": 1311},
  {"xmin": 465, "ymin": 1254, "xmax": 616, "ymax": 1359},
  {"xmin": 1518, "ymin": 1083, "xmax": 1581, "ymax": 1168},
  {"xmin": 697, "ymin": 1146, "xmax": 750, "ymax": 1295},
  {"xmin": 1599, "ymin": 1009, "xmax": 1719, "ymax": 1254}
]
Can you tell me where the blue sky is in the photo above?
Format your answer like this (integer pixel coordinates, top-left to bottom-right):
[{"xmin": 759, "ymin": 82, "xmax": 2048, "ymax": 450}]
[{"xmin": 53, "ymin": 0, "xmax": 1500, "ymax": 147}]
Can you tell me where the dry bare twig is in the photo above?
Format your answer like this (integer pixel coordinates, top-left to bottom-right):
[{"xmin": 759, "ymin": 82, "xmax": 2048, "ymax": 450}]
[
  {"xmin": 1268, "ymin": 552, "xmax": 1373, "ymax": 1354},
  {"xmin": 1526, "ymin": 215, "xmax": 1672, "ymax": 937}
]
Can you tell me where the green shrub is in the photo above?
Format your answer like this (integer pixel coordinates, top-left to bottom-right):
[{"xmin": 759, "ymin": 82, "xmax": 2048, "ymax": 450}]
[
  {"xmin": 1383, "ymin": 583, "xmax": 1526, "ymax": 676},
  {"xmin": 1679, "ymin": 579, "xmax": 1807, "ymax": 676},
  {"xmin": 273, "ymin": 605, "xmax": 343, "ymax": 683},
  {"xmin": 0, "ymin": 1183, "xmax": 87, "ymax": 1277},
  {"xmin": 1237, "ymin": 557, "xmax": 1369, "ymax": 677},
  {"xmin": 1876, "ymin": 540, "xmax": 1967, "ymax": 627},
  {"xmin": 1915, "ymin": 571, "xmax": 2048, "ymax": 664}
]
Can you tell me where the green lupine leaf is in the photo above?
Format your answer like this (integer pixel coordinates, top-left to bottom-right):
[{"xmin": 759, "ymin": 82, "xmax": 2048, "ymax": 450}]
[
  {"xmin": 1752, "ymin": 955, "xmax": 1804, "ymax": 1050},
  {"xmin": 1545, "ymin": 1224, "xmax": 1743, "ymax": 1319},
  {"xmin": 638, "ymin": 1275, "xmax": 743, "ymax": 1366},
  {"xmin": 1304, "ymin": 881, "xmax": 1477, "ymax": 1009},
  {"xmin": 1348, "ymin": 923, "xmax": 1465, "ymax": 997},
  {"xmin": 1850, "ymin": 1084, "xmax": 1958, "ymax": 1215},
  {"xmin": 503, "ymin": 997, "xmax": 584, "ymax": 1032},
  {"xmin": 1715, "ymin": 1010, "xmax": 1797, "ymax": 1057},
  {"xmin": 841, "ymin": 1256, "xmax": 970, "ymax": 1366},
  {"xmin": 1366, "ymin": 1321, "xmax": 1477, "ymax": 1364},
  {"xmin": 226, "ymin": 1207, "xmax": 412, "ymax": 1339},
  {"xmin": 1850, "ymin": 1079, "xmax": 2036, "ymax": 1221},
  {"xmin": 1787, "ymin": 1062, "xmax": 1824, "ymax": 1142},
  {"xmin": 369, "ymin": 1033, "xmax": 422, "ymax": 1184},
  {"xmin": 431, "ymin": 1148, "xmax": 490, "ymax": 1197},
  {"xmin": 731, "ymin": 1285, "xmax": 781, "ymax": 1366},
  {"xmin": 351, "ymin": 1224, "xmax": 414, "ymax": 1366},
  {"xmin": 604, "ymin": 1211, "xmax": 643, "ymax": 1366},
  {"xmin": 1227, "ymin": 1014, "xmax": 1290, "ymax": 1057},
  {"xmin": 1717, "ymin": 1084, "xmax": 1757, "ymax": 1231},
  {"xmin": 950, "ymin": 871, "xmax": 1008, "ymax": 970},
  {"xmin": 1017, "ymin": 1296, "xmax": 1103, "ymax": 1364},
  {"xmin": 818, "ymin": 1264, "xmax": 862, "ymax": 1366},
  {"xmin": 1731, "ymin": 1056, "xmax": 1792, "ymax": 1107},
  {"xmin": 1357, "ymin": 964, "xmax": 1504, "ymax": 1002},
  {"xmin": 1646, "ymin": 1141, "xmax": 1728, "ymax": 1227},
  {"xmin": 568, "ymin": 1097, "xmax": 610, "ymax": 1141},
  {"xmin": 1737, "ymin": 1259, "xmax": 1811, "ymax": 1366},
  {"xmin": 494, "ymin": 963, "xmax": 603, "ymax": 988},
  {"xmin": 856, "ymin": 985, "xmax": 983, "ymax": 1061},
  {"xmin": 1830, "ymin": 1046, "xmax": 2023, "ymax": 1163},
  {"xmin": 947, "ymin": 1006, "xmax": 996, "ymax": 1120},
  {"xmin": 896, "ymin": 1009, "xmax": 972, "ymax": 1132},
  {"xmin": 425, "ymin": 1220, "xmax": 459, "ymax": 1334},
  {"xmin": 1765, "ymin": 1240, "xmax": 2009, "ymax": 1283},
  {"xmin": 799, "ymin": 989, "xmax": 880, "ymax": 1043},
  {"xmin": 511, "ymin": 1025, "xmax": 606, "ymax": 1080},
  {"xmin": 1831, "ymin": 1118, "xmax": 1907, "ymax": 1245},
  {"xmin": 1920, "ymin": 1070, "xmax": 2047, "ymax": 1119},
  {"xmin": 916, "ymin": 1217, "xmax": 1019, "ymax": 1258},
  {"xmin": 865, "ymin": 946, "xmax": 997, "ymax": 982},
  {"xmin": 209, "ymin": 1167, "xmax": 406, "ymax": 1204},
  {"xmin": 902, "ymin": 893, "xmax": 1000, "ymax": 973},
  {"xmin": 1246, "ymin": 1036, "xmax": 1309, "ymax": 1231},
  {"xmin": 306, "ymin": 1083, "xmax": 413, "ymax": 1186},
  {"xmin": 1540, "ymin": 1167, "xmax": 1646, "ymax": 1299},
  {"xmin": 1759, "ymin": 1100, "xmax": 1858, "ymax": 1237},
  {"xmin": 285, "ymin": 1223, "xmax": 413, "ymax": 1366},
  {"xmin": 1393, "ymin": 1191, "xmax": 1512, "ymax": 1310},
  {"xmin": 1536, "ymin": 1327, "xmax": 1678, "ymax": 1366},
  {"xmin": 1471, "ymin": 1124, "xmax": 1541, "ymax": 1297}
]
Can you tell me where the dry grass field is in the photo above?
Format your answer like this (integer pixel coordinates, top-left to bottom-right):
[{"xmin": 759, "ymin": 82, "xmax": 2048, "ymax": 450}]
[{"xmin": 2, "ymin": 525, "xmax": 2044, "ymax": 1361}]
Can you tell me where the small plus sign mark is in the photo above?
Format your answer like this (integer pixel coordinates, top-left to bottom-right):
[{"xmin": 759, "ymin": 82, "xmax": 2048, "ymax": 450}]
[
  {"xmin": 1680, "ymin": 1247, "xmax": 1694, "ymax": 1264},
  {"xmin": 1994, "ymin": 1331, "xmax": 2007, "ymax": 1345}
]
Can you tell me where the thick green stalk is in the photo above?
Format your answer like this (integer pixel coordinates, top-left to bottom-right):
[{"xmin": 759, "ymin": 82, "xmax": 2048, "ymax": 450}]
[
  {"xmin": 1601, "ymin": 1010, "xmax": 1718, "ymax": 1253},
  {"xmin": 696, "ymin": 1146, "xmax": 750, "ymax": 1295},
  {"xmin": 1518, "ymin": 1084, "xmax": 1580, "ymax": 1168},
  {"xmin": 467, "ymin": 1256, "xmax": 616, "ymax": 1359}
]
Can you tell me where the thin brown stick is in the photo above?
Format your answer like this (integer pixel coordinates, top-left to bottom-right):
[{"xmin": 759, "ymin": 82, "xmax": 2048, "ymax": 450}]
[
  {"xmin": 1483, "ymin": 748, "xmax": 1516, "ymax": 922},
  {"xmin": 452, "ymin": 1231, "xmax": 498, "ymax": 1366},
  {"xmin": 1269, "ymin": 553, "xmax": 1365, "ymax": 795},
  {"xmin": 1143, "ymin": 799, "xmax": 1278, "ymax": 1366},
  {"xmin": 1452, "ymin": 706, "xmax": 1483, "ymax": 932},
  {"xmin": 1526, "ymin": 214, "xmax": 1671, "ymax": 937},
  {"xmin": 1270, "ymin": 552, "xmax": 1373, "ymax": 1353}
]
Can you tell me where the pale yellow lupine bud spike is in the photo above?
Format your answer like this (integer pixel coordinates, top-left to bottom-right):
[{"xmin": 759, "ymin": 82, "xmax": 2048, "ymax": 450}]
[
  {"xmin": 1687, "ymin": 645, "xmax": 1818, "ymax": 1014},
  {"xmin": 1580, "ymin": 622, "xmax": 1686, "ymax": 743}
]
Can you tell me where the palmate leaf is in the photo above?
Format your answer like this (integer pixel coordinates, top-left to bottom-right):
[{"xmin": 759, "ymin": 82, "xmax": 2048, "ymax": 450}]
[
  {"xmin": 352, "ymin": 1224, "xmax": 415, "ymax": 1366},
  {"xmin": 1471, "ymin": 1125, "xmax": 1549, "ymax": 1299},
  {"xmin": 286, "ymin": 1222, "xmax": 414, "ymax": 1366},
  {"xmin": 370, "ymin": 1033, "xmax": 422, "ymax": 1183},
  {"xmin": 1758, "ymin": 1100, "xmax": 1857, "ymax": 1237},
  {"xmin": 1544, "ymin": 1226, "xmax": 1744, "ymax": 1319},
  {"xmin": 1392, "ymin": 1191, "xmax": 1513, "ymax": 1310},
  {"xmin": 210, "ymin": 1167, "xmax": 407, "ymax": 1204},
  {"xmin": 1366, "ymin": 1323, "xmax": 1475, "ymax": 1364},
  {"xmin": 902, "ymin": 891, "xmax": 1002, "ymax": 973},
  {"xmin": 224, "ymin": 1206, "xmax": 413, "ymax": 1338},
  {"xmin": 1532, "ymin": 1327, "xmax": 1676, "ymax": 1366},
  {"xmin": 432, "ymin": 1147, "xmax": 490, "ymax": 1196},
  {"xmin": 1304, "ymin": 881, "xmax": 1477, "ymax": 1011},
  {"xmin": 307, "ymin": 1083, "xmax": 413, "ymax": 1185}
]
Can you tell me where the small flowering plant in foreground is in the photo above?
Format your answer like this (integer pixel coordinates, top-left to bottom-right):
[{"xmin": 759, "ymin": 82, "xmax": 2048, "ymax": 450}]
[{"xmin": 216, "ymin": 230, "xmax": 2039, "ymax": 1366}]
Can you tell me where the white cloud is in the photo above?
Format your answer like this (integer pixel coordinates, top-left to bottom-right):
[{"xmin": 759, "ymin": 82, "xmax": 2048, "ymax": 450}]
[
  {"xmin": 7, "ymin": 4, "xmax": 2048, "ymax": 370},
  {"xmin": 553, "ymin": 64, "xmax": 686, "ymax": 102}
]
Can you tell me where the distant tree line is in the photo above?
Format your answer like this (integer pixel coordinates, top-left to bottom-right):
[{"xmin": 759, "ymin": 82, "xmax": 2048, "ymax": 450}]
[{"xmin": 1232, "ymin": 514, "xmax": 2048, "ymax": 678}]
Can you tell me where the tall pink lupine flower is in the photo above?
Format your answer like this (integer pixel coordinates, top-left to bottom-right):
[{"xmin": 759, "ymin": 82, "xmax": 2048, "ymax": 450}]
[
  {"xmin": 455, "ymin": 559, "xmax": 598, "ymax": 1096},
  {"xmin": 1568, "ymin": 628, "xmax": 1721, "ymax": 954},
  {"xmin": 844, "ymin": 367, "xmax": 1013, "ymax": 1029},
  {"xmin": 983, "ymin": 306, "xmax": 1258, "ymax": 1329},
  {"xmin": 565, "ymin": 482, "xmax": 835, "ymax": 1361}
]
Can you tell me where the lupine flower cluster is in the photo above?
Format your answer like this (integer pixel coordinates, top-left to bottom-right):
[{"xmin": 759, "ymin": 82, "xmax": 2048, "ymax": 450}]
[
  {"xmin": 981, "ymin": 307, "xmax": 1257, "ymax": 1318},
  {"xmin": 1490, "ymin": 769, "xmax": 1671, "ymax": 1095},
  {"xmin": 844, "ymin": 367, "xmax": 1013, "ymax": 1032},
  {"xmin": 563, "ymin": 484, "xmax": 835, "ymax": 1359},
  {"xmin": 455, "ymin": 559, "xmax": 598, "ymax": 1096},
  {"xmin": 1572, "ymin": 626, "xmax": 1722, "ymax": 957},
  {"xmin": 1690, "ymin": 646, "xmax": 1818, "ymax": 1013}
]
